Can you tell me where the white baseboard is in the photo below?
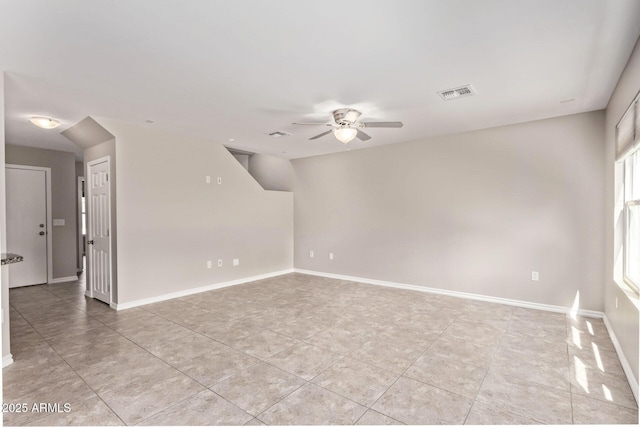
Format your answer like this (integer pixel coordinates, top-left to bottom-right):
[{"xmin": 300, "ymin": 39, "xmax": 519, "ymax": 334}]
[
  {"xmin": 603, "ymin": 314, "xmax": 639, "ymax": 403},
  {"xmin": 113, "ymin": 269, "xmax": 294, "ymax": 310},
  {"xmin": 48, "ymin": 276, "xmax": 78, "ymax": 284},
  {"xmin": 294, "ymin": 269, "xmax": 602, "ymax": 318},
  {"xmin": 2, "ymin": 354, "xmax": 13, "ymax": 368}
]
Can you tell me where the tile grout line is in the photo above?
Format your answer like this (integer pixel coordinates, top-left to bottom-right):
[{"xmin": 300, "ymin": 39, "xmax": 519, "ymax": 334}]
[
  {"xmin": 8, "ymin": 277, "xmax": 636, "ymax": 425},
  {"xmin": 462, "ymin": 308, "xmax": 514, "ymax": 425},
  {"xmin": 7, "ymin": 297, "xmax": 129, "ymax": 427},
  {"xmin": 475, "ymin": 311, "xmax": 574, "ymax": 425},
  {"xmin": 356, "ymin": 316, "xmax": 453, "ymax": 424},
  {"xmin": 90, "ymin": 309, "xmax": 255, "ymax": 425},
  {"xmin": 102, "ymin": 295, "xmax": 360, "ymax": 424}
]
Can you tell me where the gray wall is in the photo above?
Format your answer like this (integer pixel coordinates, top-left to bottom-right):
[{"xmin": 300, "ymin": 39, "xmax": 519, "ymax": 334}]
[
  {"xmin": 292, "ymin": 111, "xmax": 605, "ymax": 311},
  {"xmin": 5, "ymin": 145, "xmax": 78, "ymax": 280},
  {"xmin": 97, "ymin": 120, "xmax": 293, "ymax": 304},
  {"xmin": 232, "ymin": 154, "xmax": 249, "ymax": 171},
  {"xmin": 604, "ymin": 36, "xmax": 640, "ymax": 384},
  {"xmin": 84, "ymin": 138, "xmax": 118, "ymax": 303},
  {"xmin": 1, "ymin": 71, "xmax": 11, "ymax": 364},
  {"xmin": 248, "ymin": 153, "xmax": 294, "ymax": 192}
]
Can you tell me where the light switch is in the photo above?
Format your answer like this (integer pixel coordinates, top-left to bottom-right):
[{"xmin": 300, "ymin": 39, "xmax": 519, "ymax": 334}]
[{"xmin": 53, "ymin": 219, "xmax": 65, "ymax": 226}]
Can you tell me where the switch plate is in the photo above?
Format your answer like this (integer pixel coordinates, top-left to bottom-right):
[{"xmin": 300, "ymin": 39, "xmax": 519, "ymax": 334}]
[
  {"xmin": 329, "ymin": 252, "xmax": 334, "ymax": 260},
  {"xmin": 206, "ymin": 176, "xmax": 211, "ymax": 184},
  {"xmin": 531, "ymin": 271, "xmax": 539, "ymax": 281},
  {"xmin": 218, "ymin": 259, "xmax": 223, "ymax": 267},
  {"xmin": 309, "ymin": 250, "xmax": 314, "ymax": 258},
  {"xmin": 217, "ymin": 177, "xmax": 222, "ymax": 185},
  {"xmin": 233, "ymin": 259, "xmax": 239, "ymax": 266},
  {"xmin": 53, "ymin": 219, "xmax": 65, "ymax": 226},
  {"xmin": 207, "ymin": 260, "xmax": 212, "ymax": 269}
]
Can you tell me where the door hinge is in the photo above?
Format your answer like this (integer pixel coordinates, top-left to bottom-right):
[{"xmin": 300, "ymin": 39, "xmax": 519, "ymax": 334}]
[
  {"xmin": 106, "ymin": 229, "xmax": 109, "ymax": 237},
  {"xmin": 106, "ymin": 173, "xmax": 109, "ymax": 182}
]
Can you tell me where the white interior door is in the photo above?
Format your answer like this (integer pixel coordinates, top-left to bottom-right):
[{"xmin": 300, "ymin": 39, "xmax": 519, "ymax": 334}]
[
  {"xmin": 6, "ymin": 167, "xmax": 48, "ymax": 287},
  {"xmin": 87, "ymin": 158, "xmax": 111, "ymax": 304}
]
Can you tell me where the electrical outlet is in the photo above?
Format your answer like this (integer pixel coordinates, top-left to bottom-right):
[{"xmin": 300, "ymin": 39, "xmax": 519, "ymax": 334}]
[
  {"xmin": 206, "ymin": 176, "xmax": 211, "ymax": 184},
  {"xmin": 329, "ymin": 252, "xmax": 334, "ymax": 260},
  {"xmin": 217, "ymin": 177, "xmax": 222, "ymax": 185},
  {"xmin": 207, "ymin": 260, "xmax": 212, "ymax": 269},
  {"xmin": 233, "ymin": 258, "xmax": 239, "ymax": 266},
  {"xmin": 309, "ymin": 250, "xmax": 314, "ymax": 258},
  {"xmin": 531, "ymin": 271, "xmax": 539, "ymax": 281},
  {"xmin": 218, "ymin": 259, "xmax": 223, "ymax": 267}
]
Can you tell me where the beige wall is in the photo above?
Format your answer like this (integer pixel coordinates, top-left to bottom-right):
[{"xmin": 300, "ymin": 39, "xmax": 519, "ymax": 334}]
[
  {"xmin": 248, "ymin": 153, "xmax": 294, "ymax": 192},
  {"xmin": 98, "ymin": 120, "xmax": 293, "ymax": 304},
  {"xmin": 293, "ymin": 111, "xmax": 605, "ymax": 311},
  {"xmin": 1, "ymin": 71, "xmax": 11, "ymax": 365},
  {"xmin": 604, "ymin": 36, "xmax": 640, "ymax": 385},
  {"xmin": 84, "ymin": 139, "xmax": 118, "ymax": 303},
  {"xmin": 5, "ymin": 145, "xmax": 78, "ymax": 280}
]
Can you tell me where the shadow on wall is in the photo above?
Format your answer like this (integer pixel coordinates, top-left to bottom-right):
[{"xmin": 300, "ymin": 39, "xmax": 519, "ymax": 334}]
[{"xmin": 226, "ymin": 147, "xmax": 293, "ymax": 192}]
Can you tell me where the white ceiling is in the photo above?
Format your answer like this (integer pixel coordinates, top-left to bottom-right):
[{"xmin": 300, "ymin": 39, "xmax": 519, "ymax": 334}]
[{"xmin": 1, "ymin": 0, "xmax": 640, "ymax": 160}]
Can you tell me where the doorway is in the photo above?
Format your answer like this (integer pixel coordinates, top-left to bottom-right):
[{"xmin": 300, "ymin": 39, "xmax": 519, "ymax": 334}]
[
  {"xmin": 5, "ymin": 165, "xmax": 53, "ymax": 287},
  {"xmin": 77, "ymin": 176, "xmax": 86, "ymax": 273}
]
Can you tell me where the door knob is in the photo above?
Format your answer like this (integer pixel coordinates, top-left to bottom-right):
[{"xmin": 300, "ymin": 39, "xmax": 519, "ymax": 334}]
[
  {"xmin": 39, "ymin": 231, "xmax": 45, "ymax": 236},
  {"xmin": 87, "ymin": 240, "xmax": 94, "ymax": 245},
  {"xmin": 39, "ymin": 224, "xmax": 44, "ymax": 228}
]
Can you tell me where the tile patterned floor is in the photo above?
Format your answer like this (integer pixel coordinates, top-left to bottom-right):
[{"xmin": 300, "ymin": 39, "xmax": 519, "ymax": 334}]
[{"xmin": 2, "ymin": 273, "xmax": 638, "ymax": 425}]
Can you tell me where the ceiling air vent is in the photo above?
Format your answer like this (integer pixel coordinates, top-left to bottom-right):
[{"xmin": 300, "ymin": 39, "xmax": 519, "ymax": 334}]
[
  {"xmin": 437, "ymin": 85, "xmax": 476, "ymax": 101},
  {"xmin": 268, "ymin": 131, "xmax": 291, "ymax": 137}
]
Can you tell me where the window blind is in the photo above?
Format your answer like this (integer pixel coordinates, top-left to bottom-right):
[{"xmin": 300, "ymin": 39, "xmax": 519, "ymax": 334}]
[{"xmin": 616, "ymin": 92, "xmax": 640, "ymax": 161}]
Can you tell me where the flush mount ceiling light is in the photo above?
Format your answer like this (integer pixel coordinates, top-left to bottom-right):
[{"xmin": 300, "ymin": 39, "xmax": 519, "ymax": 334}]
[
  {"xmin": 29, "ymin": 116, "xmax": 60, "ymax": 129},
  {"xmin": 333, "ymin": 126, "xmax": 358, "ymax": 144}
]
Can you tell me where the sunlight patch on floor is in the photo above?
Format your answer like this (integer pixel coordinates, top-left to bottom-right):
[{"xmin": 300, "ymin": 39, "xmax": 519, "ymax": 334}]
[
  {"xmin": 602, "ymin": 384, "xmax": 613, "ymax": 402},
  {"xmin": 571, "ymin": 326, "xmax": 581, "ymax": 349},
  {"xmin": 574, "ymin": 356, "xmax": 589, "ymax": 393},
  {"xmin": 592, "ymin": 342, "xmax": 604, "ymax": 372}
]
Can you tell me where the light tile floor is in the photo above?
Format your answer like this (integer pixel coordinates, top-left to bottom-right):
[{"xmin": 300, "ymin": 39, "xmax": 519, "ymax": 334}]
[{"xmin": 3, "ymin": 273, "xmax": 638, "ymax": 425}]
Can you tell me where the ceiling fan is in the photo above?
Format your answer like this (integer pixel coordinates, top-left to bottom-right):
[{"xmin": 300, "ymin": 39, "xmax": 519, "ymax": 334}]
[{"xmin": 292, "ymin": 108, "xmax": 403, "ymax": 144}]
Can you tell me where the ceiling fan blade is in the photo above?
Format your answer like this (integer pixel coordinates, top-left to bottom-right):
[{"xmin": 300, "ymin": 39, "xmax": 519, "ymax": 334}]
[
  {"xmin": 309, "ymin": 129, "xmax": 333, "ymax": 140},
  {"xmin": 361, "ymin": 121, "xmax": 404, "ymax": 128},
  {"xmin": 356, "ymin": 129, "xmax": 371, "ymax": 141},
  {"xmin": 292, "ymin": 122, "xmax": 333, "ymax": 126}
]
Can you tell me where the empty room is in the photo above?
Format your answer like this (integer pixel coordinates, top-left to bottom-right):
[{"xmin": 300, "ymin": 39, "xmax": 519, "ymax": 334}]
[{"xmin": 1, "ymin": 0, "xmax": 639, "ymax": 425}]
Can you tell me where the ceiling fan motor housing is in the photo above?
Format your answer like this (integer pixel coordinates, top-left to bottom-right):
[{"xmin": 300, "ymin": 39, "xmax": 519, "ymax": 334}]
[{"xmin": 333, "ymin": 108, "xmax": 362, "ymax": 125}]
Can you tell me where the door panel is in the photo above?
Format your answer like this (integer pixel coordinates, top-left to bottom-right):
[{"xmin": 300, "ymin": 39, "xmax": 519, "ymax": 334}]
[
  {"xmin": 6, "ymin": 167, "xmax": 48, "ymax": 287},
  {"xmin": 88, "ymin": 159, "xmax": 111, "ymax": 304}
]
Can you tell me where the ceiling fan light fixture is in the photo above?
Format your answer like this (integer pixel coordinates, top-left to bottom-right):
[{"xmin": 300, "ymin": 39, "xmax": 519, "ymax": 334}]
[
  {"xmin": 333, "ymin": 127, "xmax": 357, "ymax": 144},
  {"xmin": 29, "ymin": 116, "xmax": 60, "ymax": 129}
]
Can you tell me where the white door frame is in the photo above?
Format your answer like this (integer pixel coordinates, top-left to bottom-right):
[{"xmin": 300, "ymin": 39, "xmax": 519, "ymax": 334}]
[
  {"xmin": 77, "ymin": 176, "xmax": 85, "ymax": 272},
  {"xmin": 6, "ymin": 164, "xmax": 54, "ymax": 284},
  {"xmin": 85, "ymin": 156, "xmax": 112, "ymax": 305}
]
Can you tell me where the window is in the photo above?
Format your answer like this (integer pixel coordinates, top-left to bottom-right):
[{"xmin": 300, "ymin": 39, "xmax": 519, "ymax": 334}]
[
  {"xmin": 624, "ymin": 149, "xmax": 640, "ymax": 291},
  {"xmin": 617, "ymin": 91, "xmax": 640, "ymax": 292}
]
